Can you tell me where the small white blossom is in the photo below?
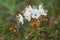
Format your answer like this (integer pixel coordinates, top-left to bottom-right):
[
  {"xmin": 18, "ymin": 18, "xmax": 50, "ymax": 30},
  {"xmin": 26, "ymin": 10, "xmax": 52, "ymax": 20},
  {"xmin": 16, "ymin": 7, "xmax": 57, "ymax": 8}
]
[
  {"xmin": 17, "ymin": 14, "xmax": 24, "ymax": 25},
  {"xmin": 25, "ymin": 5, "xmax": 32, "ymax": 12},
  {"xmin": 39, "ymin": 5, "xmax": 43, "ymax": 9},
  {"xmin": 23, "ymin": 5, "xmax": 33, "ymax": 22},
  {"xmin": 39, "ymin": 8, "xmax": 47, "ymax": 15},
  {"xmin": 39, "ymin": 5, "xmax": 47, "ymax": 16},
  {"xmin": 23, "ymin": 11, "xmax": 31, "ymax": 22},
  {"xmin": 31, "ymin": 9, "xmax": 40, "ymax": 19}
]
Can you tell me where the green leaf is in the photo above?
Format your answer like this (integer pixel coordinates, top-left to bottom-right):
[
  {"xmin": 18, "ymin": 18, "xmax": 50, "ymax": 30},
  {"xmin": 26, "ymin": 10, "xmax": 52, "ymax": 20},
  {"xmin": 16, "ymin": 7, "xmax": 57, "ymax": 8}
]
[
  {"xmin": 0, "ymin": 10, "xmax": 8, "ymax": 14},
  {"xmin": 46, "ymin": 26, "xmax": 53, "ymax": 35},
  {"xmin": 6, "ymin": 0, "xmax": 15, "ymax": 9},
  {"xmin": 0, "ymin": 0, "xmax": 15, "ymax": 10},
  {"xmin": 0, "ymin": 0, "xmax": 9, "ymax": 9},
  {"xmin": 16, "ymin": 2, "xmax": 25, "ymax": 9}
]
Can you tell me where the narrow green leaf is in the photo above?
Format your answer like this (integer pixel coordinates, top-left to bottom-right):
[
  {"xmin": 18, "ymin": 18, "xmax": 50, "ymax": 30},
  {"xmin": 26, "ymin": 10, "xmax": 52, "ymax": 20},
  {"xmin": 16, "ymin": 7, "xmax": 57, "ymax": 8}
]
[
  {"xmin": 0, "ymin": 10, "xmax": 8, "ymax": 14},
  {"xmin": 6, "ymin": 0, "xmax": 15, "ymax": 9},
  {"xmin": 16, "ymin": 2, "xmax": 25, "ymax": 9}
]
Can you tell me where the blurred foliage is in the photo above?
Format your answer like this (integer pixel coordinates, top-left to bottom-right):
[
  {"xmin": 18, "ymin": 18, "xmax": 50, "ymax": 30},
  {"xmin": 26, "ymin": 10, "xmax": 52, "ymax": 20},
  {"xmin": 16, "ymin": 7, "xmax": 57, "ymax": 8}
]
[
  {"xmin": 0, "ymin": 0, "xmax": 25, "ymax": 15},
  {"xmin": 0, "ymin": 0, "xmax": 60, "ymax": 40}
]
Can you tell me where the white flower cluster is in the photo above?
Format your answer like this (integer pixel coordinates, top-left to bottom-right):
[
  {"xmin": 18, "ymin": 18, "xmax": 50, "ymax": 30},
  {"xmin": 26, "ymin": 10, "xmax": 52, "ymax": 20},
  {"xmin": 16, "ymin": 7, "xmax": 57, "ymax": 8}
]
[
  {"xmin": 17, "ymin": 5, "xmax": 47, "ymax": 25},
  {"xmin": 16, "ymin": 14, "xmax": 24, "ymax": 24}
]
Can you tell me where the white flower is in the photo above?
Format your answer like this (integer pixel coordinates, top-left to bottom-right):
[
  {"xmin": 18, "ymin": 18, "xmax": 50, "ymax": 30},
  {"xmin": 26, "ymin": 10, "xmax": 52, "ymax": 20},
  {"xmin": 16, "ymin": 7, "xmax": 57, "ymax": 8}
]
[
  {"xmin": 23, "ymin": 11, "xmax": 31, "ymax": 22},
  {"xmin": 39, "ymin": 8, "xmax": 47, "ymax": 15},
  {"xmin": 31, "ymin": 9, "xmax": 40, "ymax": 19},
  {"xmin": 39, "ymin": 5, "xmax": 43, "ymax": 9},
  {"xmin": 23, "ymin": 5, "xmax": 33, "ymax": 22},
  {"xmin": 25, "ymin": 5, "xmax": 32, "ymax": 12},
  {"xmin": 16, "ymin": 5, "xmax": 47, "ymax": 25},
  {"xmin": 17, "ymin": 14, "xmax": 24, "ymax": 25},
  {"xmin": 39, "ymin": 5, "xmax": 47, "ymax": 16}
]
